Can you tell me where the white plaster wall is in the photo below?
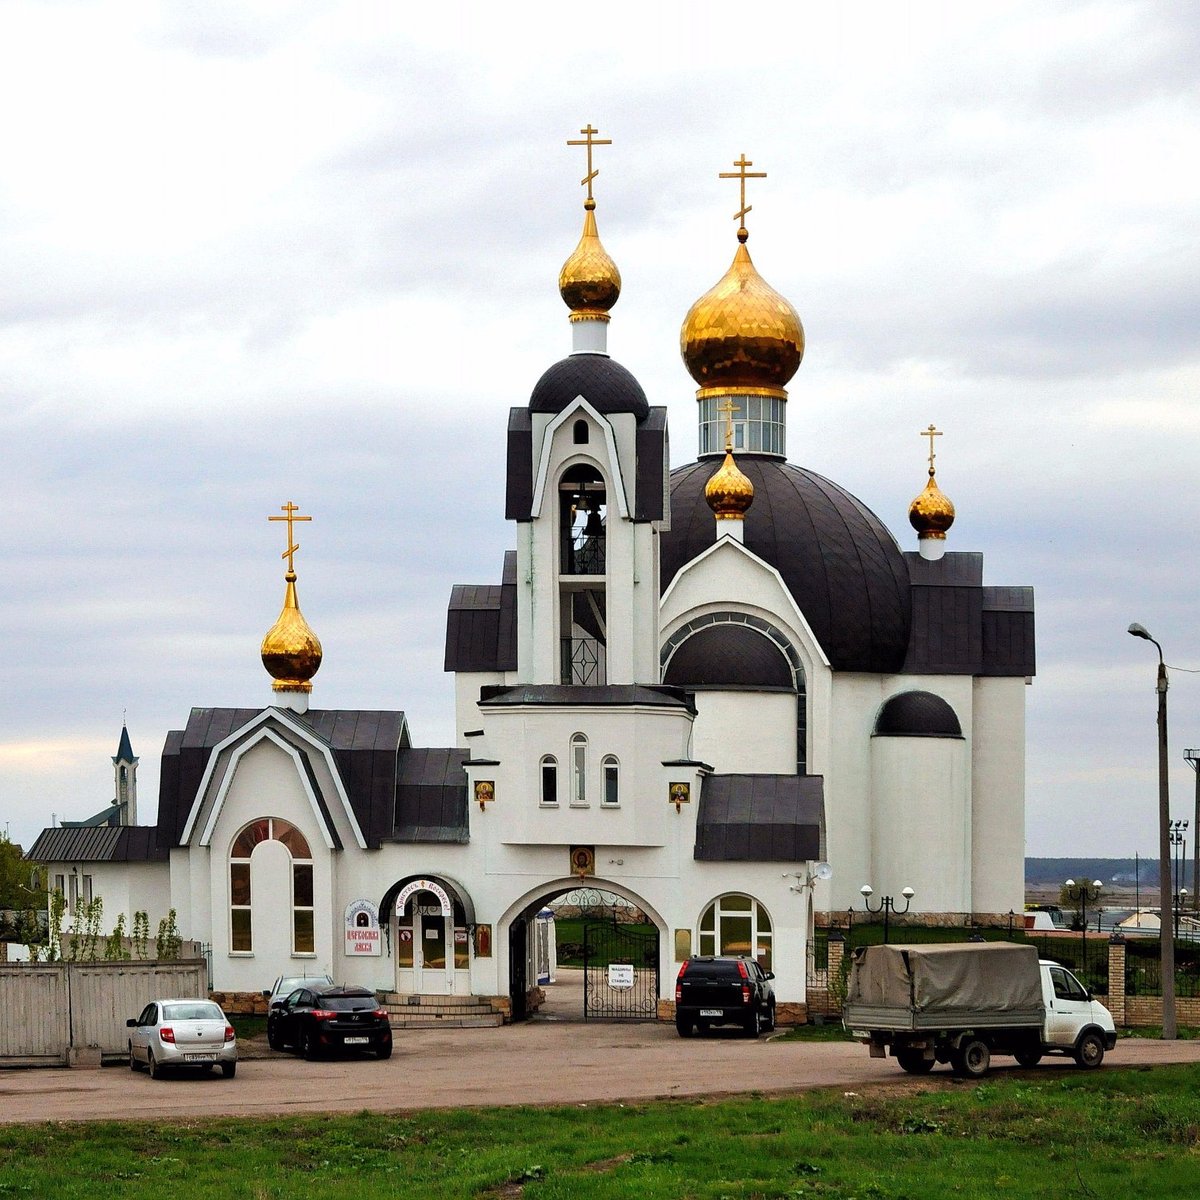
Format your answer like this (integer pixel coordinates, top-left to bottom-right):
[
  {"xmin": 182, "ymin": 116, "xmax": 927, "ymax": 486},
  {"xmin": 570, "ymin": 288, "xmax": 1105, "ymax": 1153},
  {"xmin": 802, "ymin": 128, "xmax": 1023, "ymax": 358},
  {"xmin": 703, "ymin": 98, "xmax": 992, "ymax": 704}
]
[
  {"xmin": 455, "ymin": 671, "xmax": 506, "ymax": 740},
  {"xmin": 870, "ymin": 735, "xmax": 970, "ymax": 912},
  {"xmin": 971, "ymin": 676, "xmax": 1027, "ymax": 915},
  {"xmin": 47, "ymin": 861, "xmax": 171, "ymax": 933},
  {"xmin": 690, "ymin": 691, "xmax": 796, "ymax": 773},
  {"xmin": 205, "ymin": 739, "xmax": 336, "ymax": 991},
  {"xmin": 467, "ymin": 703, "xmax": 696, "ymax": 847}
]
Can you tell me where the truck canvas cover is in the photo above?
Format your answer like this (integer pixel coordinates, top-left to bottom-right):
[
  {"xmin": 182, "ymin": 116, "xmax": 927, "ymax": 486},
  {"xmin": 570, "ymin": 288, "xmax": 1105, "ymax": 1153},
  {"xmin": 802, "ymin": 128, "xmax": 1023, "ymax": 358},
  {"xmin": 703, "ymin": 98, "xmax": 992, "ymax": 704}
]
[{"xmin": 844, "ymin": 942, "xmax": 1046, "ymax": 1031}]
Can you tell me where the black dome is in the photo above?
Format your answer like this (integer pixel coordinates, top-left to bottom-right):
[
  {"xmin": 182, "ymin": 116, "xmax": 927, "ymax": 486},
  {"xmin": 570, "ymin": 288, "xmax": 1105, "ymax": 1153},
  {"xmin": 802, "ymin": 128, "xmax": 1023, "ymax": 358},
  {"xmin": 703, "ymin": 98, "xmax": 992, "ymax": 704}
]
[
  {"xmin": 874, "ymin": 691, "xmax": 962, "ymax": 738},
  {"xmin": 664, "ymin": 623, "xmax": 794, "ymax": 690},
  {"xmin": 661, "ymin": 457, "xmax": 912, "ymax": 673},
  {"xmin": 529, "ymin": 353, "xmax": 649, "ymax": 421}
]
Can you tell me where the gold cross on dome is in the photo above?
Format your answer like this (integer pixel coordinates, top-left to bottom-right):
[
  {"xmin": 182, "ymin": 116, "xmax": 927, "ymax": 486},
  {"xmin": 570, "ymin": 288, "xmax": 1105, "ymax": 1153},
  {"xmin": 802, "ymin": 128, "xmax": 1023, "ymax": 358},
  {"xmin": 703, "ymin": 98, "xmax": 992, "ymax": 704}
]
[
  {"xmin": 567, "ymin": 123, "xmax": 612, "ymax": 202},
  {"xmin": 920, "ymin": 424, "xmax": 943, "ymax": 474},
  {"xmin": 717, "ymin": 398, "xmax": 740, "ymax": 452},
  {"xmin": 720, "ymin": 153, "xmax": 766, "ymax": 233},
  {"xmin": 268, "ymin": 501, "xmax": 311, "ymax": 574}
]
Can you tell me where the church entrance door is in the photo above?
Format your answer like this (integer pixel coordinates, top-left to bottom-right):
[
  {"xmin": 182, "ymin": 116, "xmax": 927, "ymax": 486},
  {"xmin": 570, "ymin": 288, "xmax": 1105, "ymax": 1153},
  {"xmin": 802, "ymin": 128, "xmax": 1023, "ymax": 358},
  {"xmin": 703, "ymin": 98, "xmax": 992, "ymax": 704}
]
[{"xmin": 393, "ymin": 880, "xmax": 465, "ymax": 996}]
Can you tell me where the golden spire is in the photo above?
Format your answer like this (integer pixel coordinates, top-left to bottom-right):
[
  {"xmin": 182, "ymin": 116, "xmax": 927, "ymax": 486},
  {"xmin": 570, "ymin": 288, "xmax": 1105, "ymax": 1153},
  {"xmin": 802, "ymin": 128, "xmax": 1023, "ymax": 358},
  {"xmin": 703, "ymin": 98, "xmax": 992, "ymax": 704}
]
[
  {"xmin": 261, "ymin": 501, "xmax": 323, "ymax": 693},
  {"xmin": 681, "ymin": 154, "xmax": 803, "ymax": 397},
  {"xmin": 908, "ymin": 425, "xmax": 956, "ymax": 541},
  {"xmin": 705, "ymin": 399, "xmax": 755, "ymax": 519},
  {"xmin": 559, "ymin": 123, "xmax": 621, "ymax": 321}
]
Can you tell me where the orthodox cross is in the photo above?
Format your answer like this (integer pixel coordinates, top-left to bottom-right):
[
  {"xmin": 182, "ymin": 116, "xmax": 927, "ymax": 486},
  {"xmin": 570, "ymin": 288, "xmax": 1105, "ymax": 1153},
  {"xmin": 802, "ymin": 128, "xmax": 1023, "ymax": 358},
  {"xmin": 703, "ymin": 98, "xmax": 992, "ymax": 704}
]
[
  {"xmin": 269, "ymin": 501, "xmax": 311, "ymax": 574},
  {"xmin": 920, "ymin": 424, "xmax": 943, "ymax": 475},
  {"xmin": 567, "ymin": 123, "xmax": 611, "ymax": 203},
  {"xmin": 720, "ymin": 153, "xmax": 766, "ymax": 234},
  {"xmin": 717, "ymin": 398, "xmax": 740, "ymax": 451}
]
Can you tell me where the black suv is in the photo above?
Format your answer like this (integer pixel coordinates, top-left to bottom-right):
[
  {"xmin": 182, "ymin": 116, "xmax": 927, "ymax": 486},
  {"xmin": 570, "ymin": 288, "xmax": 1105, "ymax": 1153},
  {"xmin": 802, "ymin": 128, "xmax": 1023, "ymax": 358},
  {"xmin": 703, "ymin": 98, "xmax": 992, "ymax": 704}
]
[
  {"xmin": 674, "ymin": 956, "xmax": 776, "ymax": 1037},
  {"xmin": 267, "ymin": 984, "xmax": 393, "ymax": 1059}
]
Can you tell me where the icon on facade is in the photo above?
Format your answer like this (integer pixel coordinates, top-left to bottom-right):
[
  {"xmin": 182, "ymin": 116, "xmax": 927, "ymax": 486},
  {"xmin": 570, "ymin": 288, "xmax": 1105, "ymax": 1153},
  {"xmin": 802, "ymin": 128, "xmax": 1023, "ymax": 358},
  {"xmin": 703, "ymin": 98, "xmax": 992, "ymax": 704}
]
[
  {"xmin": 570, "ymin": 846, "xmax": 595, "ymax": 878},
  {"xmin": 669, "ymin": 782, "xmax": 690, "ymax": 812},
  {"xmin": 475, "ymin": 780, "xmax": 495, "ymax": 810}
]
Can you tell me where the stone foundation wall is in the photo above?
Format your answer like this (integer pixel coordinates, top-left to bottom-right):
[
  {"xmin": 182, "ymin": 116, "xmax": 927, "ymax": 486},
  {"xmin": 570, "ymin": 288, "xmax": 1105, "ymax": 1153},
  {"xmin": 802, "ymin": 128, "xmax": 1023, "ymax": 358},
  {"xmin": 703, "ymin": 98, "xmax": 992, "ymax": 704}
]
[
  {"xmin": 210, "ymin": 990, "xmax": 269, "ymax": 1015},
  {"xmin": 655, "ymin": 999, "xmax": 807, "ymax": 1026}
]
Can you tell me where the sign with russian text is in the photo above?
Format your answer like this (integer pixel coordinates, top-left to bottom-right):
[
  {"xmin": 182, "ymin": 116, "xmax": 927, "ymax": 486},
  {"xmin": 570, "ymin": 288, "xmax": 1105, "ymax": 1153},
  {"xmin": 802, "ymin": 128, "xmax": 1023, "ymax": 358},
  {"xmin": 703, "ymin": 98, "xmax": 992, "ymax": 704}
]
[
  {"xmin": 607, "ymin": 963, "xmax": 634, "ymax": 989},
  {"xmin": 344, "ymin": 899, "xmax": 381, "ymax": 957}
]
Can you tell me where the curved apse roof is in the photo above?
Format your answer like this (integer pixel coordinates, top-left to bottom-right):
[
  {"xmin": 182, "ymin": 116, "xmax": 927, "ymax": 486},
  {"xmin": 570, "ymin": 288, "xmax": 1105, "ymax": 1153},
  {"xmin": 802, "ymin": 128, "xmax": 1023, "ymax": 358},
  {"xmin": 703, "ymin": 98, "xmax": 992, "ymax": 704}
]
[
  {"xmin": 664, "ymin": 623, "xmax": 794, "ymax": 690},
  {"xmin": 661, "ymin": 456, "xmax": 912, "ymax": 674},
  {"xmin": 529, "ymin": 353, "xmax": 650, "ymax": 422},
  {"xmin": 874, "ymin": 690, "xmax": 963, "ymax": 738}
]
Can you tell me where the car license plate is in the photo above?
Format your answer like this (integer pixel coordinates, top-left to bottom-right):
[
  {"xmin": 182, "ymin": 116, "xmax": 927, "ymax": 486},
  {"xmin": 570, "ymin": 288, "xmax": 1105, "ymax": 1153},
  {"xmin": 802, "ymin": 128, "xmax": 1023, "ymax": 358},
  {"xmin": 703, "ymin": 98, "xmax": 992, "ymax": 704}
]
[
  {"xmin": 184, "ymin": 1053, "xmax": 215, "ymax": 1062},
  {"xmin": 343, "ymin": 1036, "xmax": 369, "ymax": 1045},
  {"xmin": 700, "ymin": 1009, "xmax": 723, "ymax": 1017}
]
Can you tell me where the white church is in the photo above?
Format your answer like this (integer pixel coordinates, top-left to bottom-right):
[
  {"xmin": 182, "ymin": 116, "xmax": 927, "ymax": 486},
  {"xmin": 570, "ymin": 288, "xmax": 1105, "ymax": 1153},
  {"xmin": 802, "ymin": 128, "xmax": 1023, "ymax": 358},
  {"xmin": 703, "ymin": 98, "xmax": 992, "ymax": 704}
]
[{"xmin": 29, "ymin": 136, "xmax": 1034, "ymax": 1019}]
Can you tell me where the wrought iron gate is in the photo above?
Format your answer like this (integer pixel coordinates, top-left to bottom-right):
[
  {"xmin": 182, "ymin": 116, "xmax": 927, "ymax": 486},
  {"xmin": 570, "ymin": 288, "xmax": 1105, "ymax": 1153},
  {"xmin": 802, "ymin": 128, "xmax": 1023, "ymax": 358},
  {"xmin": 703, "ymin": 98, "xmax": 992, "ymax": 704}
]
[{"xmin": 582, "ymin": 919, "xmax": 659, "ymax": 1020}]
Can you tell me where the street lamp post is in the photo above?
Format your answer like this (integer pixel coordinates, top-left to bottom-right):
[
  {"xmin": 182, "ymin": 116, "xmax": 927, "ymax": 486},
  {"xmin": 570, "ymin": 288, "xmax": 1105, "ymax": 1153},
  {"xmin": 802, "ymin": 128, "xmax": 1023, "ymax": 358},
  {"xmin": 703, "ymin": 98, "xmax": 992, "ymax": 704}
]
[
  {"xmin": 1185, "ymin": 750, "xmax": 1200, "ymax": 913},
  {"xmin": 1128, "ymin": 622, "xmax": 1176, "ymax": 1040},
  {"xmin": 859, "ymin": 885, "xmax": 914, "ymax": 944},
  {"xmin": 1170, "ymin": 821, "xmax": 1188, "ymax": 924},
  {"xmin": 1064, "ymin": 879, "xmax": 1102, "ymax": 978}
]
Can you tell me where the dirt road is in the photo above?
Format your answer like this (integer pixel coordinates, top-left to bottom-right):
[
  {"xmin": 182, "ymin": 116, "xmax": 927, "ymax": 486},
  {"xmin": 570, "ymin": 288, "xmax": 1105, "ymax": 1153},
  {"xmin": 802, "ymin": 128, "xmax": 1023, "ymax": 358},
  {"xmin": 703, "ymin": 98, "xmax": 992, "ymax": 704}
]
[{"xmin": 2, "ymin": 1025, "xmax": 1199, "ymax": 1126}]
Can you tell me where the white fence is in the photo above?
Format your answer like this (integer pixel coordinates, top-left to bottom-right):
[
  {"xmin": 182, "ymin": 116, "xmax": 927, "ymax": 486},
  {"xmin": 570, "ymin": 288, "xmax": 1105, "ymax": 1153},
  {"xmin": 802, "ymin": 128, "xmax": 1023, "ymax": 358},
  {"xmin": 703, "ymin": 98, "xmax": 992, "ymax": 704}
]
[{"xmin": 0, "ymin": 960, "xmax": 207, "ymax": 1065}]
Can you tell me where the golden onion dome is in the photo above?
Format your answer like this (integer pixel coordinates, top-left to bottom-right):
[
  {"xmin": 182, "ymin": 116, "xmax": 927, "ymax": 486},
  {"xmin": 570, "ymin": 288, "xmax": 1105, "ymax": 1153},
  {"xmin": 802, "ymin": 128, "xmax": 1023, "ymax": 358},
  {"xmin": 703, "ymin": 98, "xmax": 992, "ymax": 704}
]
[
  {"xmin": 705, "ymin": 450, "xmax": 755, "ymax": 519},
  {"xmin": 908, "ymin": 472, "xmax": 956, "ymax": 539},
  {"xmin": 681, "ymin": 229, "xmax": 804, "ymax": 397},
  {"xmin": 559, "ymin": 199, "xmax": 621, "ymax": 320},
  {"xmin": 260, "ymin": 571, "xmax": 323, "ymax": 691}
]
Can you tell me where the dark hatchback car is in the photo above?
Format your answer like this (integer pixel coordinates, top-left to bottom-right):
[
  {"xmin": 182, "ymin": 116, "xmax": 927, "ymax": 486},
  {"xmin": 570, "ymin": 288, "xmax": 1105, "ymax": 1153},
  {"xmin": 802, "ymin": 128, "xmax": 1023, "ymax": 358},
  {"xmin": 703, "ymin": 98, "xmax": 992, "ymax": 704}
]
[{"xmin": 267, "ymin": 985, "xmax": 393, "ymax": 1059}]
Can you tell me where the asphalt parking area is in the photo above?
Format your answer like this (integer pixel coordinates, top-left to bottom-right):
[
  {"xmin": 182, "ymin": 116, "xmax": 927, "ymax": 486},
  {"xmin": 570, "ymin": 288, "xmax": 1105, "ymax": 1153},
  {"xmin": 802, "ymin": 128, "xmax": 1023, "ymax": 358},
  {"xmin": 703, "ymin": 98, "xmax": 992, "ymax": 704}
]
[{"xmin": 2, "ymin": 1024, "xmax": 1198, "ymax": 1125}]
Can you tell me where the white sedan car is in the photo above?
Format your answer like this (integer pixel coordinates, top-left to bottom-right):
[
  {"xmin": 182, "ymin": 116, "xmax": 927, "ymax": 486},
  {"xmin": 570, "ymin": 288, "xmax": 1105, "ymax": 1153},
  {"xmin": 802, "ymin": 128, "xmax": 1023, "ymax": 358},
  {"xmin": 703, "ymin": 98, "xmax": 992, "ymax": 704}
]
[{"xmin": 127, "ymin": 998, "xmax": 238, "ymax": 1079}]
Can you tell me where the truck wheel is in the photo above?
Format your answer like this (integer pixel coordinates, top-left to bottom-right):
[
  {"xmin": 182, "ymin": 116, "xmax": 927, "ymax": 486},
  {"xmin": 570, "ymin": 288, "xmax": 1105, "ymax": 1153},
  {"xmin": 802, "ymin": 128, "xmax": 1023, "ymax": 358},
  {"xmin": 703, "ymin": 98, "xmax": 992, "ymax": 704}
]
[
  {"xmin": 1074, "ymin": 1030, "xmax": 1105, "ymax": 1070},
  {"xmin": 896, "ymin": 1048, "xmax": 935, "ymax": 1074},
  {"xmin": 762, "ymin": 1005, "xmax": 776, "ymax": 1033},
  {"xmin": 675, "ymin": 1017, "xmax": 696, "ymax": 1038},
  {"xmin": 743, "ymin": 1013, "xmax": 760, "ymax": 1038},
  {"xmin": 1014, "ymin": 1049, "xmax": 1042, "ymax": 1068},
  {"xmin": 952, "ymin": 1038, "xmax": 990, "ymax": 1078}
]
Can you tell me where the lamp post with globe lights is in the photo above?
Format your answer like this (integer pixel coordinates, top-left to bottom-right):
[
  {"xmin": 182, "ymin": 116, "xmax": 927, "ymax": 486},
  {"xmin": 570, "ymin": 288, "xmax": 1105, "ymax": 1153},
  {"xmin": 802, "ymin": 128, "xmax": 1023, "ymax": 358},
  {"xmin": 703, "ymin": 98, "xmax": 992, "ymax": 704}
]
[
  {"xmin": 1185, "ymin": 750, "xmax": 1200, "ymax": 914},
  {"xmin": 859, "ymin": 884, "xmax": 914, "ymax": 944},
  {"xmin": 1064, "ymin": 879, "xmax": 1102, "ymax": 979},
  {"xmin": 1127, "ymin": 622, "xmax": 1176, "ymax": 1039}
]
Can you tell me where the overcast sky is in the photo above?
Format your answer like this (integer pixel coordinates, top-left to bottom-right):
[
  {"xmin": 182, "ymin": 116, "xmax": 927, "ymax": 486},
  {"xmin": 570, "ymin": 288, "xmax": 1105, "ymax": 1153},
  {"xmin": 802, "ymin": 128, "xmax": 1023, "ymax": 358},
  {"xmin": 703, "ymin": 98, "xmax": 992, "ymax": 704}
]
[{"xmin": 2, "ymin": 0, "xmax": 1198, "ymax": 861}]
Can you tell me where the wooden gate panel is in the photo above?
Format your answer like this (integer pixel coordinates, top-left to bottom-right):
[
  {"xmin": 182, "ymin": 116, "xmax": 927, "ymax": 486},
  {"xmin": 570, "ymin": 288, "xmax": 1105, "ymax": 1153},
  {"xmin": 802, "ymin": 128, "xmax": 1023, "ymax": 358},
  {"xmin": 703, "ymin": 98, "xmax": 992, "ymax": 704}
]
[{"xmin": 0, "ymin": 964, "xmax": 70, "ymax": 1061}]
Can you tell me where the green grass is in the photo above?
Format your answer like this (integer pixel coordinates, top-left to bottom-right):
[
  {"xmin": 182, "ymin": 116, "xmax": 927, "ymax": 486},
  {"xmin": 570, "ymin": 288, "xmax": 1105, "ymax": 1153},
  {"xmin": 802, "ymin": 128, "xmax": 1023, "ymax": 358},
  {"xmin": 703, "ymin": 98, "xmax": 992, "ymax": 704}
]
[{"xmin": 2, "ymin": 1066, "xmax": 1200, "ymax": 1197}]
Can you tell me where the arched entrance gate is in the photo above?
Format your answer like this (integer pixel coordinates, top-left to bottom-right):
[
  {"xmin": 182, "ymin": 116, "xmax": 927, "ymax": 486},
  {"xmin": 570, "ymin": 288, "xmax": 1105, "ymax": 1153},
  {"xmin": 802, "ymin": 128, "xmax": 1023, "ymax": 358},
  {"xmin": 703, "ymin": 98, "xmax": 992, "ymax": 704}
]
[{"xmin": 508, "ymin": 885, "xmax": 660, "ymax": 1022}]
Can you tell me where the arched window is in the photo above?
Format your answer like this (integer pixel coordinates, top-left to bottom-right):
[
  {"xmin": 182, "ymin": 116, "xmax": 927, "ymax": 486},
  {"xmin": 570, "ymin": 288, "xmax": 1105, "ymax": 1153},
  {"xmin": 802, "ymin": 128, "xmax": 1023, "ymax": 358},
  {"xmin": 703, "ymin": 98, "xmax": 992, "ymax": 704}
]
[
  {"xmin": 229, "ymin": 817, "xmax": 314, "ymax": 955},
  {"xmin": 540, "ymin": 756, "xmax": 558, "ymax": 806},
  {"xmin": 570, "ymin": 733, "xmax": 588, "ymax": 806},
  {"xmin": 698, "ymin": 894, "xmax": 773, "ymax": 970},
  {"xmin": 602, "ymin": 755, "xmax": 619, "ymax": 807},
  {"xmin": 572, "ymin": 419, "xmax": 589, "ymax": 444}
]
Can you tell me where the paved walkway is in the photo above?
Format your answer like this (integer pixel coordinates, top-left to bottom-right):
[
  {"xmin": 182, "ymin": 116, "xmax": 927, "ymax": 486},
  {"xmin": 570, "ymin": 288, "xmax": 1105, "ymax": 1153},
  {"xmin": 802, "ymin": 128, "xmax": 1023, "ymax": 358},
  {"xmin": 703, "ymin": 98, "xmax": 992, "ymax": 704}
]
[{"xmin": 2, "ymin": 1024, "xmax": 1199, "ymax": 1126}]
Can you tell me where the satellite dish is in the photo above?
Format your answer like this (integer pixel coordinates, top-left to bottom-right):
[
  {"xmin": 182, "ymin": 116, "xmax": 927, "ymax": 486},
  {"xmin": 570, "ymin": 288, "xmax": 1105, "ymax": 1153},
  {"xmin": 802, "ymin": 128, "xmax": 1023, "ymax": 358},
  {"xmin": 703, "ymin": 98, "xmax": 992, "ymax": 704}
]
[{"xmin": 813, "ymin": 862, "xmax": 833, "ymax": 881}]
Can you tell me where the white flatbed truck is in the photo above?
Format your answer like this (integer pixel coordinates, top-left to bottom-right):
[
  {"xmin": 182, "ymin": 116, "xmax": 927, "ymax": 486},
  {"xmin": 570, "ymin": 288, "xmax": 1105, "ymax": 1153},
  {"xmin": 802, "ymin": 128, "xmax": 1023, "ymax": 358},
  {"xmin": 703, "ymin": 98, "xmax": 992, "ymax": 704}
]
[{"xmin": 843, "ymin": 941, "xmax": 1117, "ymax": 1077}]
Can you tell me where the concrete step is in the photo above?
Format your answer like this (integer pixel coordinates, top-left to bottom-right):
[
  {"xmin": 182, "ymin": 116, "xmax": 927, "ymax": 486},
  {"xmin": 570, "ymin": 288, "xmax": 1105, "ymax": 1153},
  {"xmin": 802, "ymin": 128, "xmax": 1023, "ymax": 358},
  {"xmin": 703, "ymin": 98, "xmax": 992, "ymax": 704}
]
[{"xmin": 378, "ymin": 993, "xmax": 491, "ymax": 1009}]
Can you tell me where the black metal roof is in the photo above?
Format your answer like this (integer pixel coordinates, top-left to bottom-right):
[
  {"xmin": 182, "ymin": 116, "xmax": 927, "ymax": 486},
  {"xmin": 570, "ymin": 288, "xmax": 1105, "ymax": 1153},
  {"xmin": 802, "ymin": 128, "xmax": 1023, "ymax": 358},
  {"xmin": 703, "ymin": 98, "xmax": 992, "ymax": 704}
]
[
  {"xmin": 662, "ymin": 457, "xmax": 912, "ymax": 673},
  {"xmin": 391, "ymin": 747, "xmax": 469, "ymax": 843},
  {"xmin": 26, "ymin": 824, "xmax": 168, "ymax": 864},
  {"xmin": 901, "ymin": 553, "xmax": 1035, "ymax": 677},
  {"xmin": 479, "ymin": 684, "xmax": 695, "ymax": 713},
  {"xmin": 529, "ymin": 353, "xmax": 650, "ymax": 421},
  {"xmin": 664, "ymin": 623, "xmax": 793, "ymax": 690},
  {"xmin": 444, "ymin": 552, "xmax": 518, "ymax": 673},
  {"xmin": 874, "ymin": 691, "xmax": 964, "ymax": 738},
  {"xmin": 694, "ymin": 774, "xmax": 824, "ymax": 862},
  {"xmin": 156, "ymin": 707, "xmax": 408, "ymax": 851}
]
